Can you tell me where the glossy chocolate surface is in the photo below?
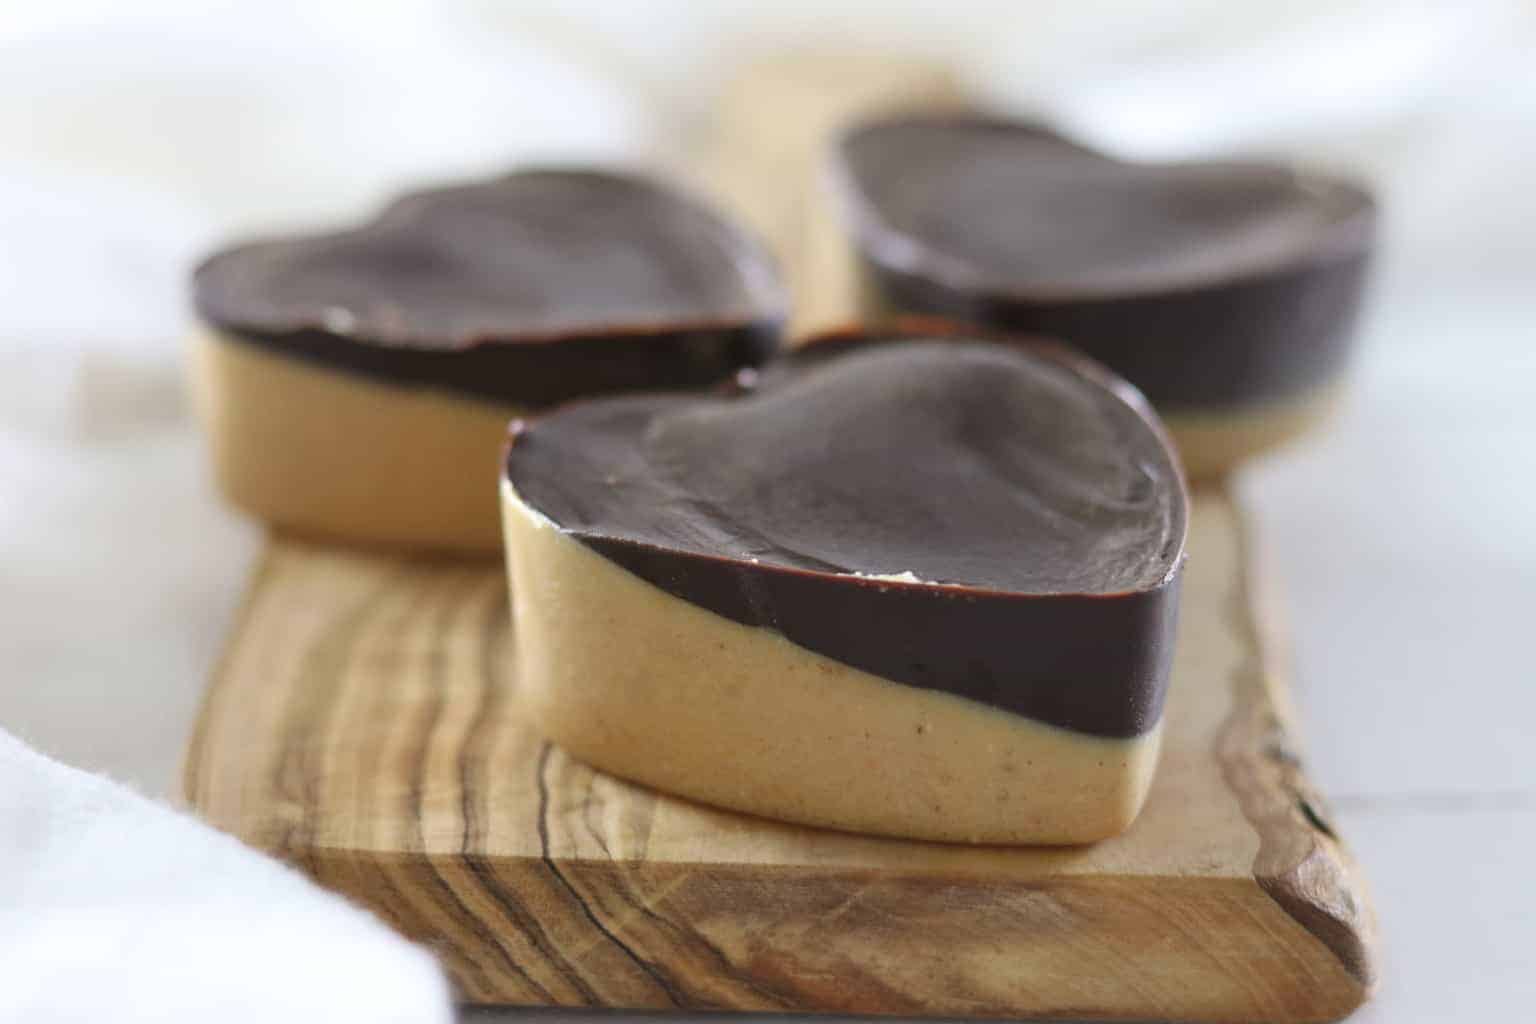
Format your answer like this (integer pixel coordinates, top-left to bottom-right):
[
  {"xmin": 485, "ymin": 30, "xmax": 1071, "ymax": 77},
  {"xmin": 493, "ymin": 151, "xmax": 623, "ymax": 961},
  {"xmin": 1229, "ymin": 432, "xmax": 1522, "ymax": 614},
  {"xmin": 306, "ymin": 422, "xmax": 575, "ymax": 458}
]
[
  {"xmin": 193, "ymin": 169, "xmax": 784, "ymax": 405},
  {"xmin": 834, "ymin": 116, "xmax": 1376, "ymax": 410},
  {"xmin": 506, "ymin": 337, "xmax": 1187, "ymax": 738}
]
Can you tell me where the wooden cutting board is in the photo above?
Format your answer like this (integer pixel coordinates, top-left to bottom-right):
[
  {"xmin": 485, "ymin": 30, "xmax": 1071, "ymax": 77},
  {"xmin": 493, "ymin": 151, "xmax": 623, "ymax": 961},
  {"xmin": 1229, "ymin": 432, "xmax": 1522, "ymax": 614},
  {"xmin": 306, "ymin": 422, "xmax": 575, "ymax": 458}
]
[
  {"xmin": 182, "ymin": 55, "xmax": 1377, "ymax": 1023},
  {"xmin": 183, "ymin": 489, "xmax": 1375, "ymax": 1022}
]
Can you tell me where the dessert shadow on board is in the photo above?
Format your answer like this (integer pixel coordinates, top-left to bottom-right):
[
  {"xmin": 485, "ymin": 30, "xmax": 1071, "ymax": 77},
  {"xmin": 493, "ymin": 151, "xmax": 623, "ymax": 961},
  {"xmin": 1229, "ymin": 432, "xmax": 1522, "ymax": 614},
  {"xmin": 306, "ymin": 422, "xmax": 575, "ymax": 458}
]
[
  {"xmin": 830, "ymin": 114, "xmax": 1378, "ymax": 478},
  {"xmin": 502, "ymin": 330, "xmax": 1189, "ymax": 844},
  {"xmin": 189, "ymin": 168, "xmax": 786, "ymax": 553}
]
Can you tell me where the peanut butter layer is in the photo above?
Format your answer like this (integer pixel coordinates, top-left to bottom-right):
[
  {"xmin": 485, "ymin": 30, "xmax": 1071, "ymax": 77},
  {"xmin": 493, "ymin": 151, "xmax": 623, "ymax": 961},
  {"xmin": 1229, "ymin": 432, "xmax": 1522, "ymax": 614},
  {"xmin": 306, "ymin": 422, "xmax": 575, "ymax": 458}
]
[{"xmin": 191, "ymin": 329, "xmax": 515, "ymax": 551}]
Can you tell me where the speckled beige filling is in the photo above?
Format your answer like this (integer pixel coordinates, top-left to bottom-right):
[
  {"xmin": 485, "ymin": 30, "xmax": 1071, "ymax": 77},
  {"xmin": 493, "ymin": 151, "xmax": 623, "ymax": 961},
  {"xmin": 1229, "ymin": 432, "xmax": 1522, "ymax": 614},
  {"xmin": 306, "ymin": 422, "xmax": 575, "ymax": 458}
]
[
  {"xmin": 1163, "ymin": 383, "xmax": 1344, "ymax": 480},
  {"xmin": 191, "ymin": 328, "xmax": 517, "ymax": 552},
  {"xmin": 502, "ymin": 479, "xmax": 1163, "ymax": 845}
]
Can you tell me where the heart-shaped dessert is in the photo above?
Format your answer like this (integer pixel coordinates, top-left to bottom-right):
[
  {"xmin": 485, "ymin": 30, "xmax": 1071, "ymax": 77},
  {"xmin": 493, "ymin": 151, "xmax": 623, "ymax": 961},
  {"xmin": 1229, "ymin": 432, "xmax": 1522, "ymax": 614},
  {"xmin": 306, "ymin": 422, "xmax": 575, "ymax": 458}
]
[
  {"xmin": 503, "ymin": 332, "xmax": 1187, "ymax": 843},
  {"xmin": 192, "ymin": 169, "xmax": 783, "ymax": 550},
  {"xmin": 831, "ymin": 115, "xmax": 1376, "ymax": 477}
]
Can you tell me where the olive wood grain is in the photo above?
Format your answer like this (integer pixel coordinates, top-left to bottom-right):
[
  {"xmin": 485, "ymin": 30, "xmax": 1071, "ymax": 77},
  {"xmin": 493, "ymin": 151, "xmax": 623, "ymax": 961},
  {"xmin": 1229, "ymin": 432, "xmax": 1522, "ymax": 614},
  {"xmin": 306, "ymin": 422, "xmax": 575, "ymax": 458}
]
[{"xmin": 184, "ymin": 489, "xmax": 1375, "ymax": 1021}]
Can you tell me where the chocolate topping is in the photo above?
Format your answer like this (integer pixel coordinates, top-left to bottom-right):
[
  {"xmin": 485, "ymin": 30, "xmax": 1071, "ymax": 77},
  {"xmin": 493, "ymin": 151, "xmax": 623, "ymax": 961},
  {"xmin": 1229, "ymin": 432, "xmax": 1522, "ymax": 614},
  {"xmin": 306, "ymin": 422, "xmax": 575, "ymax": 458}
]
[
  {"xmin": 193, "ymin": 169, "xmax": 785, "ymax": 404},
  {"xmin": 833, "ymin": 116, "xmax": 1376, "ymax": 410},
  {"xmin": 506, "ymin": 337, "xmax": 1187, "ymax": 738}
]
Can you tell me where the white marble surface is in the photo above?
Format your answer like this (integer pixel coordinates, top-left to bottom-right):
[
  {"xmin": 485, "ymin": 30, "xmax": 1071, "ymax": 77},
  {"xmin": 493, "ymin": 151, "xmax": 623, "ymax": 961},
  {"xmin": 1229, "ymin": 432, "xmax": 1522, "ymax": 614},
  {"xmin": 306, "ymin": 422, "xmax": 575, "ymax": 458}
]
[{"xmin": 2, "ymin": 3, "xmax": 1534, "ymax": 1021}]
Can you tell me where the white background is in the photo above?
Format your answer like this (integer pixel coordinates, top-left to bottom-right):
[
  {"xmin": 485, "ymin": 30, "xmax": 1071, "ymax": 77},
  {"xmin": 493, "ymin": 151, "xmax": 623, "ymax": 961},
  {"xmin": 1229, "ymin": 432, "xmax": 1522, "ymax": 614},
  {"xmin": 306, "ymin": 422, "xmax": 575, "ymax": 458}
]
[{"xmin": 1, "ymin": 2, "xmax": 1533, "ymax": 1020}]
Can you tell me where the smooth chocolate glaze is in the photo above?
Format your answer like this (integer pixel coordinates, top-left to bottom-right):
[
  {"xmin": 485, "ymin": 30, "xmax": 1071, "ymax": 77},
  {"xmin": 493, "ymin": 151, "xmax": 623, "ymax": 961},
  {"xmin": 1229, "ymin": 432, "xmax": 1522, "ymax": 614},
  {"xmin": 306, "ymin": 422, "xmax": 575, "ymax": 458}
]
[
  {"xmin": 506, "ymin": 337, "xmax": 1187, "ymax": 738},
  {"xmin": 833, "ymin": 116, "xmax": 1376, "ymax": 411},
  {"xmin": 193, "ymin": 169, "xmax": 785, "ymax": 405}
]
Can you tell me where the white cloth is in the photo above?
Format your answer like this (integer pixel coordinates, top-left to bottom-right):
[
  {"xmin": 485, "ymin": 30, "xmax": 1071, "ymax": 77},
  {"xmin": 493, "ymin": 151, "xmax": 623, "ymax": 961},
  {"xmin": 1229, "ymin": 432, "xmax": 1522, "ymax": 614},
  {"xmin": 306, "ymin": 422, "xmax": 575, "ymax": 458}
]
[{"xmin": 0, "ymin": 730, "xmax": 452, "ymax": 1023}]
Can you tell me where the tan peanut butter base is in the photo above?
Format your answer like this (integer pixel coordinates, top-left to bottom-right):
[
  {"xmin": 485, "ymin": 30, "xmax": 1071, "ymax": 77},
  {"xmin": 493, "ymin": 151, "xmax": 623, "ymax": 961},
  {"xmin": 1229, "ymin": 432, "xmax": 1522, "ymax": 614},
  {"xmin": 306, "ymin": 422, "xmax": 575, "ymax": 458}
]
[
  {"xmin": 191, "ymin": 328, "xmax": 518, "ymax": 552},
  {"xmin": 502, "ymin": 479, "xmax": 1162, "ymax": 845},
  {"xmin": 1164, "ymin": 383, "xmax": 1343, "ymax": 480}
]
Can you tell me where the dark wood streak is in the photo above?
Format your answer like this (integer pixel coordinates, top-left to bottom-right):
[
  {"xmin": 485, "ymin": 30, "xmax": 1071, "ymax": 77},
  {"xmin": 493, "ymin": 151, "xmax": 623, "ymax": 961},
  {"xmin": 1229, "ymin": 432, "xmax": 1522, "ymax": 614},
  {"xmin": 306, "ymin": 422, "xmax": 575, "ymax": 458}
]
[
  {"xmin": 398, "ymin": 574, "xmax": 565, "ymax": 1002},
  {"xmin": 455, "ymin": 854, "xmax": 572, "ymax": 1004},
  {"xmin": 579, "ymin": 772, "xmax": 614, "ymax": 861},
  {"xmin": 535, "ymin": 742, "xmax": 686, "ymax": 1007},
  {"xmin": 614, "ymin": 873, "xmax": 801, "ymax": 1011},
  {"xmin": 455, "ymin": 589, "xmax": 605, "ymax": 1005},
  {"xmin": 459, "ymin": 591, "xmax": 506, "ymax": 854},
  {"xmin": 1217, "ymin": 498, "xmax": 1378, "ymax": 990},
  {"xmin": 278, "ymin": 567, "xmax": 508, "ymax": 1002},
  {"xmin": 373, "ymin": 854, "xmax": 500, "ymax": 1000},
  {"xmin": 555, "ymin": 757, "xmax": 798, "ymax": 1010},
  {"xmin": 407, "ymin": 572, "xmax": 463, "ymax": 838},
  {"xmin": 321, "ymin": 566, "xmax": 439, "ymax": 852},
  {"xmin": 274, "ymin": 563, "xmax": 405, "ymax": 870},
  {"xmin": 327, "ymin": 572, "xmax": 519, "ymax": 999}
]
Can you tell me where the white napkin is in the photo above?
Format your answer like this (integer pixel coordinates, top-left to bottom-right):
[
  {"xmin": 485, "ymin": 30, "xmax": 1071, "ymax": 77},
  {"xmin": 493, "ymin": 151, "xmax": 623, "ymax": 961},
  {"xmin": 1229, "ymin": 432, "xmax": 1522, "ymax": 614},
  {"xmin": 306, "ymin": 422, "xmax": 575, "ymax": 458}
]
[{"xmin": 0, "ymin": 730, "xmax": 452, "ymax": 1023}]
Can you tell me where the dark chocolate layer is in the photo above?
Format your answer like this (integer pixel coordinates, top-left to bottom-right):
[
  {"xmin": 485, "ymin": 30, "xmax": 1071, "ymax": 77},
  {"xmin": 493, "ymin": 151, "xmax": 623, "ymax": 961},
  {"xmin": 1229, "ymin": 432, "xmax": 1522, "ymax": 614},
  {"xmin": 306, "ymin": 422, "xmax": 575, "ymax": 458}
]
[
  {"xmin": 833, "ymin": 116, "xmax": 1376, "ymax": 411},
  {"xmin": 193, "ymin": 169, "xmax": 784, "ymax": 405},
  {"xmin": 506, "ymin": 338, "xmax": 1187, "ymax": 738}
]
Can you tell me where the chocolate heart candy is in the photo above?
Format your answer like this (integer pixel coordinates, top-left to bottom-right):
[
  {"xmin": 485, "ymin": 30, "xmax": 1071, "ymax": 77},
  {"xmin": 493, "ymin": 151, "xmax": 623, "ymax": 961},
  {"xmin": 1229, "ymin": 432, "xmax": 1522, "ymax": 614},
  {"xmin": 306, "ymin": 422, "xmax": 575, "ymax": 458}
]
[
  {"xmin": 502, "ymin": 333, "xmax": 1187, "ymax": 842},
  {"xmin": 832, "ymin": 116, "xmax": 1375, "ymax": 460},
  {"xmin": 192, "ymin": 169, "xmax": 783, "ymax": 551},
  {"xmin": 194, "ymin": 168, "xmax": 786, "ymax": 405}
]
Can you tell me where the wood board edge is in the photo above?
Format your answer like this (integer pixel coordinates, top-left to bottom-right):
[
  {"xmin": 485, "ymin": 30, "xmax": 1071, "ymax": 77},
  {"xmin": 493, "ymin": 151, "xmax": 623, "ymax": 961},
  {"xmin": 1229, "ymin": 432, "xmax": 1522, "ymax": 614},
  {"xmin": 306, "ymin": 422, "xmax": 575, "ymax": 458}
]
[
  {"xmin": 296, "ymin": 844, "xmax": 1367, "ymax": 1022},
  {"xmin": 1218, "ymin": 482, "xmax": 1379, "ymax": 994}
]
